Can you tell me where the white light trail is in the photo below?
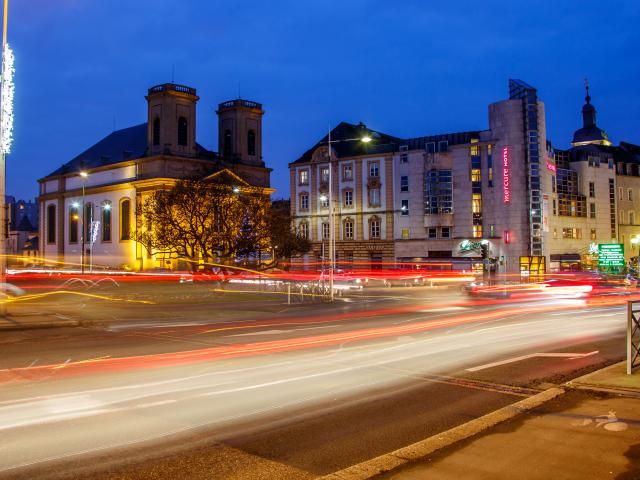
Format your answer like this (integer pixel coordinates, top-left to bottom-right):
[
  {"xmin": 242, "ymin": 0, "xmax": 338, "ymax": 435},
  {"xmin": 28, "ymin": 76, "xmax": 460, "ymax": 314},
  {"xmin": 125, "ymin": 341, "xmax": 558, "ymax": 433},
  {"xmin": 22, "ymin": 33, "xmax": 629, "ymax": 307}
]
[{"xmin": 1, "ymin": 43, "xmax": 14, "ymax": 155}]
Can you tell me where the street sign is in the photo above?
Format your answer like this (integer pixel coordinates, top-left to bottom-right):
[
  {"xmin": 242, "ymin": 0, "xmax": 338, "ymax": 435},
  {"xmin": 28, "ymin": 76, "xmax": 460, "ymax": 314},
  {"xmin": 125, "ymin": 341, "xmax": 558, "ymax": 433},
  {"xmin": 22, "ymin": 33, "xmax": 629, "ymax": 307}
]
[{"xmin": 598, "ymin": 243, "xmax": 624, "ymax": 268}]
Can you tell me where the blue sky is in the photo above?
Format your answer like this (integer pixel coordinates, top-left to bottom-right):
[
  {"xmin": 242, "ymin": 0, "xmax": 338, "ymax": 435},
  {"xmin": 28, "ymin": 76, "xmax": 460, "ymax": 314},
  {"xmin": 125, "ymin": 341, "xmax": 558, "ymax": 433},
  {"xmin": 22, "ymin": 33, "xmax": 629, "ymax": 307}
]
[{"xmin": 6, "ymin": 0, "xmax": 640, "ymax": 200}]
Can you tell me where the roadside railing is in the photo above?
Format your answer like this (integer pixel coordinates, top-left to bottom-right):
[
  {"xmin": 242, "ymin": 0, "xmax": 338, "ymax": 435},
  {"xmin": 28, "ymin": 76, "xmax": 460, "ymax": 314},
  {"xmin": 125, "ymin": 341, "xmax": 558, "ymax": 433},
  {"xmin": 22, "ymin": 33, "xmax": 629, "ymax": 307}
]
[{"xmin": 628, "ymin": 300, "xmax": 640, "ymax": 374}]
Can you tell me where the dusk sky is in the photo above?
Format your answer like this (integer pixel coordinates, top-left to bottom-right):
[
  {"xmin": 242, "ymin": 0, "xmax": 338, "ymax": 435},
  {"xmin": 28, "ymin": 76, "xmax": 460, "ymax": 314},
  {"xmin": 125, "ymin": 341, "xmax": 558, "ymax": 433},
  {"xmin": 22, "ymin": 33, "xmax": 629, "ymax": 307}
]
[{"xmin": 7, "ymin": 0, "xmax": 640, "ymax": 200}]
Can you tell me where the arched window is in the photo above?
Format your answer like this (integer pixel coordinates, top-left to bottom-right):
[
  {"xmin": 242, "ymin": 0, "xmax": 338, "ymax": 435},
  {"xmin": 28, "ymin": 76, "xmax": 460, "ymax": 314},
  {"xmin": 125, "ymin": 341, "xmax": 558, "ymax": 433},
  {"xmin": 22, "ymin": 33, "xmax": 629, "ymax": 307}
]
[
  {"xmin": 152, "ymin": 117, "xmax": 160, "ymax": 146},
  {"xmin": 47, "ymin": 204, "xmax": 56, "ymax": 244},
  {"xmin": 69, "ymin": 204, "xmax": 79, "ymax": 244},
  {"xmin": 223, "ymin": 129, "xmax": 232, "ymax": 157},
  {"xmin": 177, "ymin": 116, "xmax": 188, "ymax": 146},
  {"xmin": 247, "ymin": 130, "xmax": 256, "ymax": 156},
  {"xmin": 102, "ymin": 202, "xmax": 112, "ymax": 242},
  {"xmin": 120, "ymin": 198, "xmax": 131, "ymax": 240}
]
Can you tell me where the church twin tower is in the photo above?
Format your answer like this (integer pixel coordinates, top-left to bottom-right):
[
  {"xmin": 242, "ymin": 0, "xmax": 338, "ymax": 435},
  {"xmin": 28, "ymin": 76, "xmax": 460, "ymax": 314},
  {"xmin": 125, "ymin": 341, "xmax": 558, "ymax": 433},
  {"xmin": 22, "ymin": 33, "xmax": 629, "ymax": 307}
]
[{"xmin": 145, "ymin": 83, "xmax": 265, "ymax": 168}]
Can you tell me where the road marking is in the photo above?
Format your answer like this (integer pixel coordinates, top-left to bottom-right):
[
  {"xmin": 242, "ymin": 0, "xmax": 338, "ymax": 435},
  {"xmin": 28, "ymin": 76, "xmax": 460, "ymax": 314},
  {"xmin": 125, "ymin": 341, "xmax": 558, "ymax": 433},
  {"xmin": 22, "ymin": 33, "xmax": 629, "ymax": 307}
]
[
  {"xmin": 466, "ymin": 351, "xmax": 599, "ymax": 372},
  {"xmin": 419, "ymin": 307, "xmax": 467, "ymax": 313}
]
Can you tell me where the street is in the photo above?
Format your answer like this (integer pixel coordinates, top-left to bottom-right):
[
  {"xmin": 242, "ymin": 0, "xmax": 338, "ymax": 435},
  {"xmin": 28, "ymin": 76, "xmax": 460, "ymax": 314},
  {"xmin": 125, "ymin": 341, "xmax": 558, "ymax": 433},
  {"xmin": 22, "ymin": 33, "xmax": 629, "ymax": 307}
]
[{"xmin": 0, "ymin": 280, "xmax": 631, "ymax": 479}]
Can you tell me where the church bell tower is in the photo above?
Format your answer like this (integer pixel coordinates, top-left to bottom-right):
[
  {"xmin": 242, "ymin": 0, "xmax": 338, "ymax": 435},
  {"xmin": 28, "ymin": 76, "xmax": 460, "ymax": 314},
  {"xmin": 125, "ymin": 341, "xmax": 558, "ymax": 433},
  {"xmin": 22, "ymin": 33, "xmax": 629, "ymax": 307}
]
[
  {"xmin": 146, "ymin": 83, "xmax": 199, "ymax": 157},
  {"xmin": 216, "ymin": 99, "xmax": 265, "ymax": 166}
]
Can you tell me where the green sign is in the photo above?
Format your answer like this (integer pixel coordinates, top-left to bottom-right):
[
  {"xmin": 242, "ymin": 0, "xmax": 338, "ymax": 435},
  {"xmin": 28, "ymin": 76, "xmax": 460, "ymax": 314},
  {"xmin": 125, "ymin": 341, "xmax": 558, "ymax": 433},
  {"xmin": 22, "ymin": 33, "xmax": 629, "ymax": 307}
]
[{"xmin": 598, "ymin": 243, "xmax": 625, "ymax": 268}]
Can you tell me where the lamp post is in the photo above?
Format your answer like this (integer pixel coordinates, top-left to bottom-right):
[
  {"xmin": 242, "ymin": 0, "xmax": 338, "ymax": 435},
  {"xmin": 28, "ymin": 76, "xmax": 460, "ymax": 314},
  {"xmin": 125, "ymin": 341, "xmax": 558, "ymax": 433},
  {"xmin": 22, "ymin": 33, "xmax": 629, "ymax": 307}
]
[{"xmin": 325, "ymin": 127, "xmax": 372, "ymax": 301}]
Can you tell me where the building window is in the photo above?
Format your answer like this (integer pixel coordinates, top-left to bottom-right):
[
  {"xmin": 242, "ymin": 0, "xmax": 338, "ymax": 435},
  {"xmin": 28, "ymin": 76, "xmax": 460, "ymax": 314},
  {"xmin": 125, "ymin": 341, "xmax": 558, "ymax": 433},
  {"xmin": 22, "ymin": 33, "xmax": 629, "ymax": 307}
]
[
  {"xmin": 343, "ymin": 190, "xmax": 353, "ymax": 207},
  {"xmin": 590, "ymin": 202, "xmax": 596, "ymax": 219},
  {"xmin": 342, "ymin": 164, "xmax": 353, "ymax": 181},
  {"xmin": 300, "ymin": 193, "xmax": 309, "ymax": 210},
  {"xmin": 223, "ymin": 130, "xmax": 232, "ymax": 157},
  {"xmin": 619, "ymin": 187, "xmax": 623, "ymax": 200},
  {"xmin": 177, "ymin": 117, "xmax": 188, "ymax": 146},
  {"xmin": 424, "ymin": 169, "xmax": 453, "ymax": 214},
  {"xmin": 589, "ymin": 182, "xmax": 595, "ymax": 197},
  {"xmin": 47, "ymin": 204, "xmax": 56, "ymax": 244},
  {"xmin": 438, "ymin": 140, "xmax": 448, "ymax": 152},
  {"xmin": 400, "ymin": 153, "xmax": 408, "ymax": 164},
  {"xmin": 609, "ymin": 158, "xmax": 614, "ymax": 169},
  {"xmin": 591, "ymin": 228, "xmax": 597, "ymax": 240},
  {"xmin": 472, "ymin": 225, "xmax": 483, "ymax": 238},
  {"xmin": 120, "ymin": 198, "xmax": 131, "ymax": 240},
  {"xmin": 299, "ymin": 169, "xmax": 309, "ymax": 185},
  {"xmin": 400, "ymin": 175, "xmax": 409, "ymax": 192},
  {"xmin": 102, "ymin": 202, "xmax": 112, "ymax": 242},
  {"xmin": 298, "ymin": 222, "xmax": 309, "ymax": 239},
  {"xmin": 629, "ymin": 189, "xmax": 634, "ymax": 201},
  {"xmin": 401, "ymin": 228, "xmax": 410, "ymax": 239},
  {"xmin": 472, "ymin": 194, "xmax": 482, "ymax": 214},
  {"xmin": 400, "ymin": 199, "xmax": 409, "ymax": 216},
  {"xmin": 322, "ymin": 222, "xmax": 330, "ymax": 239},
  {"xmin": 553, "ymin": 199, "xmax": 557, "ymax": 215},
  {"xmin": 620, "ymin": 210, "xmax": 625, "ymax": 225},
  {"xmin": 69, "ymin": 205, "xmax": 79, "ymax": 244},
  {"xmin": 630, "ymin": 211, "xmax": 635, "ymax": 225},
  {"xmin": 369, "ymin": 188, "xmax": 380, "ymax": 207},
  {"xmin": 441, "ymin": 226, "xmax": 451, "ymax": 238},
  {"xmin": 344, "ymin": 220, "xmax": 354, "ymax": 239},
  {"xmin": 428, "ymin": 227, "xmax": 437, "ymax": 239},
  {"xmin": 320, "ymin": 166, "xmax": 330, "ymax": 183},
  {"xmin": 247, "ymin": 130, "xmax": 256, "ymax": 156},
  {"xmin": 487, "ymin": 145, "xmax": 493, "ymax": 187},
  {"xmin": 553, "ymin": 228, "xmax": 557, "ymax": 239},
  {"xmin": 320, "ymin": 195, "xmax": 329, "ymax": 208},
  {"xmin": 562, "ymin": 227, "xmax": 582, "ymax": 239},
  {"xmin": 370, "ymin": 218, "xmax": 381, "ymax": 239},
  {"xmin": 369, "ymin": 162, "xmax": 379, "ymax": 177},
  {"xmin": 152, "ymin": 117, "xmax": 160, "ymax": 146}
]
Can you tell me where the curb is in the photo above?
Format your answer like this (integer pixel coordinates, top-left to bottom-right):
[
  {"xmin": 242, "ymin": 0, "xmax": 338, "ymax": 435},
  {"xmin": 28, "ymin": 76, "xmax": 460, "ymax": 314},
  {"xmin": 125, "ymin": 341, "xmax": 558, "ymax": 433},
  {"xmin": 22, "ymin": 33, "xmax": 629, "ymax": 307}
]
[
  {"xmin": 565, "ymin": 382, "xmax": 640, "ymax": 399},
  {"xmin": 0, "ymin": 320, "xmax": 80, "ymax": 331},
  {"xmin": 319, "ymin": 387, "xmax": 565, "ymax": 480}
]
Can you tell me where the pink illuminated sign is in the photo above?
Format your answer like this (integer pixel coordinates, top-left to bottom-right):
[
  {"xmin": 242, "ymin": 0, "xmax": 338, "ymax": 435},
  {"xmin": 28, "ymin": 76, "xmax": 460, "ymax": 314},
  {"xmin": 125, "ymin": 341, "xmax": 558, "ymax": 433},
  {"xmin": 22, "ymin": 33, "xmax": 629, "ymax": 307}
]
[
  {"xmin": 502, "ymin": 146, "xmax": 510, "ymax": 204},
  {"xmin": 546, "ymin": 162, "xmax": 557, "ymax": 173}
]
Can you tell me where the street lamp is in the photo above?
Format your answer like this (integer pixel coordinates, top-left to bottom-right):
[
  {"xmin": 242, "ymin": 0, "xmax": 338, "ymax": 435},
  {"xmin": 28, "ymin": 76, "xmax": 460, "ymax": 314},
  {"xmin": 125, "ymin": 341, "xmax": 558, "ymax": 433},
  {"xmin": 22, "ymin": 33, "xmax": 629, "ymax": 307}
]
[
  {"xmin": 79, "ymin": 171, "xmax": 88, "ymax": 273},
  {"xmin": 326, "ymin": 126, "xmax": 375, "ymax": 301}
]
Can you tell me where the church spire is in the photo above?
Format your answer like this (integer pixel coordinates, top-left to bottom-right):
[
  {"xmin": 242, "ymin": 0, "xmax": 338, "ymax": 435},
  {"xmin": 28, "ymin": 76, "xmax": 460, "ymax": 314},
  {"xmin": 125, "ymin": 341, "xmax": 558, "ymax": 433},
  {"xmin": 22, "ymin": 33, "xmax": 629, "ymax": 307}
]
[{"xmin": 582, "ymin": 78, "xmax": 596, "ymax": 128}]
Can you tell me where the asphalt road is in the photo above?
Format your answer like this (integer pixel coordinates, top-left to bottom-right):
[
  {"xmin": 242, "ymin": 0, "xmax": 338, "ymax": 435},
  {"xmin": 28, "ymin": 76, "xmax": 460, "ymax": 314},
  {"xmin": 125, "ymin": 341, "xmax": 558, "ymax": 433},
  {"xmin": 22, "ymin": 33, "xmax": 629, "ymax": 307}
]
[{"xmin": 0, "ymin": 282, "xmax": 631, "ymax": 479}]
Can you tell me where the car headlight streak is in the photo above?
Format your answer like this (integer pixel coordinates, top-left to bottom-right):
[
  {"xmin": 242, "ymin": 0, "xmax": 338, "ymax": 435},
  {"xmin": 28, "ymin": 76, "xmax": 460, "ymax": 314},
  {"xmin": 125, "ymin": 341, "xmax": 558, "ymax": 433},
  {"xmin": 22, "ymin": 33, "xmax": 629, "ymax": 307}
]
[{"xmin": 1, "ymin": 43, "xmax": 14, "ymax": 155}]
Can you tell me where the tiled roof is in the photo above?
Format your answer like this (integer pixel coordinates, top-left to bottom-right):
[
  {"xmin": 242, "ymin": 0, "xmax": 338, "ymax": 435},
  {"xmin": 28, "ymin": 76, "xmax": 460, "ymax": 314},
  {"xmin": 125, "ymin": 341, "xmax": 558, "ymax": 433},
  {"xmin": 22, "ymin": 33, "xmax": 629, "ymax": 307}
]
[{"xmin": 43, "ymin": 123, "xmax": 215, "ymax": 179}]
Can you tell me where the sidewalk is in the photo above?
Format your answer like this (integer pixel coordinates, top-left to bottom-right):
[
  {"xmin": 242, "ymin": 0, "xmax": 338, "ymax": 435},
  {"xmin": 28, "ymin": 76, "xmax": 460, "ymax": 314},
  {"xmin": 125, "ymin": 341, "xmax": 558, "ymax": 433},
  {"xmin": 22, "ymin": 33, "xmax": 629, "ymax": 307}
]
[{"xmin": 381, "ymin": 363, "xmax": 640, "ymax": 480}]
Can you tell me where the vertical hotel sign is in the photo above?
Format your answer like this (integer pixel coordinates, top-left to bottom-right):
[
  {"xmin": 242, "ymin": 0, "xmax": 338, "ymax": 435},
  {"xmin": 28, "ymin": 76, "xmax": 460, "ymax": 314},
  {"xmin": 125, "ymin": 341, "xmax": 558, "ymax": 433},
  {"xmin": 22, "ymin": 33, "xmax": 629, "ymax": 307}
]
[{"xmin": 502, "ymin": 146, "xmax": 510, "ymax": 204}]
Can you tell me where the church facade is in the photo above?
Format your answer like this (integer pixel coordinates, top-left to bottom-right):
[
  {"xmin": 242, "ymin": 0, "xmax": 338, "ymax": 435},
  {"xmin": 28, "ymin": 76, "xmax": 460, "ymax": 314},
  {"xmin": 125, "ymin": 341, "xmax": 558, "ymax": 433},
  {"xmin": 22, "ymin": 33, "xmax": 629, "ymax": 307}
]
[{"xmin": 38, "ymin": 83, "xmax": 273, "ymax": 271}]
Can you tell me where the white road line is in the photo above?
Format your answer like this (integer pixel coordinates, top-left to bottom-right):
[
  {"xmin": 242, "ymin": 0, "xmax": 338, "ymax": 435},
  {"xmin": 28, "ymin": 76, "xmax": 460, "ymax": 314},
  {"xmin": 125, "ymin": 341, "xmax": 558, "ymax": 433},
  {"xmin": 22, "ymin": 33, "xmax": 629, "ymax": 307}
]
[{"xmin": 466, "ymin": 350, "xmax": 599, "ymax": 372}]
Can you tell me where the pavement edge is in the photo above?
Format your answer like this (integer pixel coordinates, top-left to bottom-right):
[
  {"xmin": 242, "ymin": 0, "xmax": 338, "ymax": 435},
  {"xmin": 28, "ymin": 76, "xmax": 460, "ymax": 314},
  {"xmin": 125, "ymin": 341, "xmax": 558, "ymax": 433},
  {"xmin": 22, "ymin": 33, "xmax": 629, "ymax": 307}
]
[{"xmin": 318, "ymin": 387, "xmax": 565, "ymax": 480}]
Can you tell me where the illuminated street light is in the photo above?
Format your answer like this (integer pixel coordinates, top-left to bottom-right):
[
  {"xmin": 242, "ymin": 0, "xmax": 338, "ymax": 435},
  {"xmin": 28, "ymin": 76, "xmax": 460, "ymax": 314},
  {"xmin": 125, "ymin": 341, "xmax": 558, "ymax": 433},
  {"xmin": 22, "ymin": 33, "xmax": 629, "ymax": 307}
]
[
  {"xmin": 79, "ymin": 171, "xmax": 88, "ymax": 178},
  {"xmin": 232, "ymin": 186, "xmax": 240, "ymax": 193}
]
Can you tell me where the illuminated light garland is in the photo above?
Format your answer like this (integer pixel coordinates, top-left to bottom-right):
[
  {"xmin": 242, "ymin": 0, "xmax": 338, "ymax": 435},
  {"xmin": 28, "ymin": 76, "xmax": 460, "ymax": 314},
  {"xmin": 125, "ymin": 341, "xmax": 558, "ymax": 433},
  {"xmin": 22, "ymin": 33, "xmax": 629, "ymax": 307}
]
[{"xmin": 1, "ymin": 43, "xmax": 14, "ymax": 155}]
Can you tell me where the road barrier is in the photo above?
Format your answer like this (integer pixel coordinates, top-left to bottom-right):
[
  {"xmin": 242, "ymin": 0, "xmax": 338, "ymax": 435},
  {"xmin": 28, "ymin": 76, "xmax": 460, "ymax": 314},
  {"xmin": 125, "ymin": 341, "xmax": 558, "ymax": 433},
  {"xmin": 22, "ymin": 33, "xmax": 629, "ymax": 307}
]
[{"xmin": 628, "ymin": 300, "xmax": 640, "ymax": 374}]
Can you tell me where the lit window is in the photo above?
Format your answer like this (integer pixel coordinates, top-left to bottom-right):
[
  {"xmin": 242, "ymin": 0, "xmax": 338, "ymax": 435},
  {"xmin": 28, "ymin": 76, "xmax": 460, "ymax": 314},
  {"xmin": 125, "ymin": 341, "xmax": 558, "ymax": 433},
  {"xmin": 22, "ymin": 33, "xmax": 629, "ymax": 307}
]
[
  {"xmin": 320, "ymin": 196, "xmax": 329, "ymax": 208},
  {"xmin": 472, "ymin": 225, "xmax": 483, "ymax": 238},
  {"xmin": 472, "ymin": 194, "xmax": 482, "ymax": 214},
  {"xmin": 299, "ymin": 170, "xmax": 309, "ymax": 185},
  {"xmin": 343, "ymin": 190, "xmax": 353, "ymax": 206},
  {"xmin": 591, "ymin": 228, "xmax": 597, "ymax": 240},
  {"xmin": 300, "ymin": 193, "xmax": 309, "ymax": 210},
  {"xmin": 344, "ymin": 221, "xmax": 354, "ymax": 239},
  {"xmin": 370, "ymin": 219, "xmax": 381, "ymax": 238},
  {"xmin": 369, "ymin": 163, "xmax": 379, "ymax": 177},
  {"xmin": 342, "ymin": 164, "xmax": 353, "ymax": 181},
  {"xmin": 401, "ymin": 199, "xmax": 409, "ymax": 216},
  {"xmin": 322, "ymin": 222, "xmax": 330, "ymax": 239},
  {"xmin": 321, "ymin": 166, "xmax": 330, "ymax": 183},
  {"xmin": 471, "ymin": 169, "xmax": 481, "ymax": 182},
  {"xmin": 400, "ymin": 176, "xmax": 409, "ymax": 192},
  {"xmin": 401, "ymin": 228, "xmax": 410, "ymax": 239}
]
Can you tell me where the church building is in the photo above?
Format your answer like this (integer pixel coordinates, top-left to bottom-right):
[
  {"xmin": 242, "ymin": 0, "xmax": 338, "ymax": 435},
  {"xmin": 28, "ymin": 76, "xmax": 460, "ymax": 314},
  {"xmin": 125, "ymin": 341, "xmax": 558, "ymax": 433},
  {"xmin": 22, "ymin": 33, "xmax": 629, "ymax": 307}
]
[{"xmin": 38, "ymin": 83, "xmax": 273, "ymax": 271}]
